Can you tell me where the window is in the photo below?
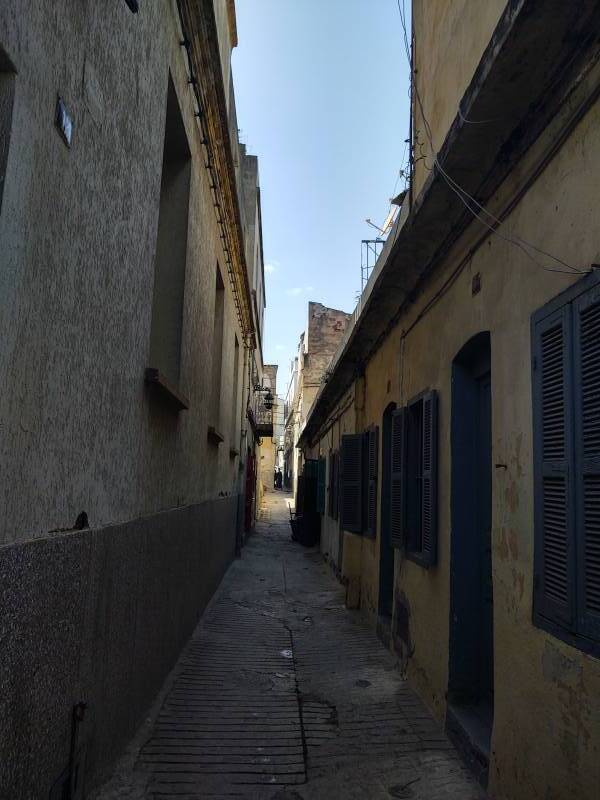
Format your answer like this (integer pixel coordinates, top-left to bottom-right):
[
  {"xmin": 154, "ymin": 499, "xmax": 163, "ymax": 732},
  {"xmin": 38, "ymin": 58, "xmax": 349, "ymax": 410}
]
[
  {"xmin": 340, "ymin": 434, "xmax": 363, "ymax": 533},
  {"xmin": 389, "ymin": 391, "xmax": 438, "ymax": 566},
  {"xmin": 316, "ymin": 457, "xmax": 326, "ymax": 513},
  {"xmin": 339, "ymin": 427, "xmax": 379, "ymax": 535},
  {"xmin": 532, "ymin": 273, "xmax": 600, "ymax": 655},
  {"xmin": 210, "ymin": 266, "xmax": 225, "ymax": 433},
  {"xmin": 364, "ymin": 427, "xmax": 378, "ymax": 538},
  {"xmin": 148, "ymin": 76, "xmax": 191, "ymax": 390},
  {"xmin": 328, "ymin": 450, "xmax": 340, "ymax": 519}
]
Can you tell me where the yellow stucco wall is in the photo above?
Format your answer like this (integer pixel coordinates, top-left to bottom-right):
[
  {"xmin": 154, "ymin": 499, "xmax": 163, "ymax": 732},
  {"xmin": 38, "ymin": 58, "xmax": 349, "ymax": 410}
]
[
  {"xmin": 311, "ymin": 96, "xmax": 600, "ymax": 800},
  {"xmin": 412, "ymin": 0, "xmax": 506, "ymax": 196}
]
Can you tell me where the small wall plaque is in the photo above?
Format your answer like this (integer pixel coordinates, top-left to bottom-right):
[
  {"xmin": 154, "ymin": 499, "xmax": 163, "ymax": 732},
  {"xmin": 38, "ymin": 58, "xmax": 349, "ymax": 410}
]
[{"xmin": 55, "ymin": 96, "xmax": 73, "ymax": 147}]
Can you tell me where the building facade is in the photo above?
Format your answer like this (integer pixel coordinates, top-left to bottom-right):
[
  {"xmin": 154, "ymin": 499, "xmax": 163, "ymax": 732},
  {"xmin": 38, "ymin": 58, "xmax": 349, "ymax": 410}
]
[
  {"xmin": 283, "ymin": 302, "xmax": 350, "ymax": 501},
  {"xmin": 0, "ymin": 1, "xmax": 268, "ymax": 796},
  {"xmin": 257, "ymin": 363, "xmax": 278, "ymax": 496},
  {"xmin": 299, "ymin": 2, "xmax": 600, "ymax": 798}
]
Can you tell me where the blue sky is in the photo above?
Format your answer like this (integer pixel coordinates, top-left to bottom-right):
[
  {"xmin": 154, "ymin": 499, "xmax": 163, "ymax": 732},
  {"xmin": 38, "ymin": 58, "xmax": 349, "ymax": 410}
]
[{"xmin": 232, "ymin": 0, "xmax": 411, "ymax": 395}]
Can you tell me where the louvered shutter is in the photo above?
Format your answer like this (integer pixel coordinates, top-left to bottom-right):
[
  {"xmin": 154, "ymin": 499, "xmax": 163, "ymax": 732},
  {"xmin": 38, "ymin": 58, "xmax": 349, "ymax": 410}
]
[
  {"xmin": 331, "ymin": 451, "xmax": 339, "ymax": 520},
  {"xmin": 316, "ymin": 457, "xmax": 326, "ymax": 513},
  {"xmin": 303, "ymin": 459, "xmax": 319, "ymax": 515},
  {"xmin": 573, "ymin": 288, "xmax": 600, "ymax": 639},
  {"xmin": 532, "ymin": 307, "xmax": 575, "ymax": 629},
  {"xmin": 334, "ymin": 451, "xmax": 341, "ymax": 520},
  {"xmin": 421, "ymin": 391, "xmax": 438, "ymax": 566},
  {"xmin": 341, "ymin": 434, "xmax": 363, "ymax": 533},
  {"xmin": 328, "ymin": 452, "xmax": 334, "ymax": 516},
  {"xmin": 364, "ymin": 427, "xmax": 379, "ymax": 538},
  {"xmin": 390, "ymin": 409, "xmax": 406, "ymax": 549}
]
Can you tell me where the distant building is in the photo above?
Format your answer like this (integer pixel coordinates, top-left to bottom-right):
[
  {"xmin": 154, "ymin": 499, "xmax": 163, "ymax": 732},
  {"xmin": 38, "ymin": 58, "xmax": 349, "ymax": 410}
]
[
  {"xmin": 0, "ymin": 2, "xmax": 268, "ymax": 795},
  {"xmin": 258, "ymin": 364, "xmax": 279, "ymax": 495},
  {"xmin": 284, "ymin": 302, "xmax": 351, "ymax": 501},
  {"xmin": 299, "ymin": 2, "xmax": 600, "ymax": 798}
]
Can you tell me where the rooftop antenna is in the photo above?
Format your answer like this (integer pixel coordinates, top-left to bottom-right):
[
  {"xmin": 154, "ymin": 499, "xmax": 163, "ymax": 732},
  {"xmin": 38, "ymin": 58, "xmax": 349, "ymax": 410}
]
[
  {"xmin": 360, "ymin": 190, "xmax": 407, "ymax": 293},
  {"xmin": 361, "ymin": 237, "xmax": 384, "ymax": 294}
]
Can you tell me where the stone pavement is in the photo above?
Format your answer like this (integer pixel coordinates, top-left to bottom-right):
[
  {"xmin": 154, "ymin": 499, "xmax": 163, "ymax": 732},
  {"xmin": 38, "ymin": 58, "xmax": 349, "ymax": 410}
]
[{"xmin": 94, "ymin": 491, "xmax": 484, "ymax": 800}]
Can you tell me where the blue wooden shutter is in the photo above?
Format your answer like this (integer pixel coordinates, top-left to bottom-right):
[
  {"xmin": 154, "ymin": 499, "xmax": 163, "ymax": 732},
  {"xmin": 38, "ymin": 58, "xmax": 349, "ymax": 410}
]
[
  {"xmin": 364, "ymin": 427, "xmax": 379, "ymax": 538},
  {"xmin": 331, "ymin": 451, "xmax": 339, "ymax": 520},
  {"xmin": 328, "ymin": 452, "xmax": 334, "ymax": 516},
  {"xmin": 303, "ymin": 459, "xmax": 319, "ymax": 515},
  {"xmin": 390, "ymin": 409, "xmax": 405, "ymax": 549},
  {"xmin": 532, "ymin": 307, "xmax": 576, "ymax": 629},
  {"xmin": 421, "ymin": 391, "xmax": 438, "ymax": 566},
  {"xmin": 341, "ymin": 434, "xmax": 363, "ymax": 533},
  {"xmin": 317, "ymin": 457, "xmax": 326, "ymax": 513},
  {"xmin": 334, "ymin": 451, "xmax": 341, "ymax": 520},
  {"xmin": 573, "ymin": 287, "xmax": 600, "ymax": 640}
]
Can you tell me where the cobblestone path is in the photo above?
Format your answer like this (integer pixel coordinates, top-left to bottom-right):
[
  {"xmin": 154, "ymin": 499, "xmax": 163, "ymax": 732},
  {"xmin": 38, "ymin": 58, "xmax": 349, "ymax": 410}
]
[{"xmin": 95, "ymin": 492, "xmax": 484, "ymax": 800}]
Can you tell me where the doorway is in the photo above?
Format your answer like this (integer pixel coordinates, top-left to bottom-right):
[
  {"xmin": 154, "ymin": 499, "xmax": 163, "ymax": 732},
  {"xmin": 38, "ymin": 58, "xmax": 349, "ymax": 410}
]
[
  {"xmin": 447, "ymin": 332, "xmax": 493, "ymax": 786},
  {"xmin": 378, "ymin": 403, "xmax": 396, "ymax": 643}
]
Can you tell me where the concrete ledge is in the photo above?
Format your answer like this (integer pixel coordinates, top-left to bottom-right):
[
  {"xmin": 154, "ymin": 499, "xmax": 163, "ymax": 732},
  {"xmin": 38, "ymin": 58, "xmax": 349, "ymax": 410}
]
[{"xmin": 0, "ymin": 495, "xmax": 239, "ymax": 798}]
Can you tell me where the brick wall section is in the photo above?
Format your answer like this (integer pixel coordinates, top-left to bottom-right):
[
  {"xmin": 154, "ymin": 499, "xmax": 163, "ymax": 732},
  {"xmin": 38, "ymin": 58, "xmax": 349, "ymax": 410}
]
[{"xmin": 305, "ymin": 302, "xmax": 351, "ymax": 391}]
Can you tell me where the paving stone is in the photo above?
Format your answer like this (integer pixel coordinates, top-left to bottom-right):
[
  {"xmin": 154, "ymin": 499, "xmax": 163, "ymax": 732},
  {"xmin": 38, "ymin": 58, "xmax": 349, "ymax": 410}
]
[{"xmin": 93, "ymin": 492, "xmax": 484, "ymax": 800}]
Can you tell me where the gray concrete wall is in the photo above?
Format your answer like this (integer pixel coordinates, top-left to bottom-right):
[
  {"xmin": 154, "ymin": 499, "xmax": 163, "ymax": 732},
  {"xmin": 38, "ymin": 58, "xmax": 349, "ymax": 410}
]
[
  {"xmin": 0, "ymin": 1, "xmax": 259, "ymax": 795},
  {"xmin": 0, "ymin": 495, "xmax": 237, "ymax": 798},
  {"xmin": 0, "ymin": 2, "xmax": 245, "ymax": 545}
]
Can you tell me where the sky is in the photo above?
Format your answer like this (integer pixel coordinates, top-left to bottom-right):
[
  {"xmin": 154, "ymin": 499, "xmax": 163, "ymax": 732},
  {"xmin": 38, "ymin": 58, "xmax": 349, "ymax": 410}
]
[{"xmin": 232, "ymin": 0, "xmax": 411, "ymax": 396}]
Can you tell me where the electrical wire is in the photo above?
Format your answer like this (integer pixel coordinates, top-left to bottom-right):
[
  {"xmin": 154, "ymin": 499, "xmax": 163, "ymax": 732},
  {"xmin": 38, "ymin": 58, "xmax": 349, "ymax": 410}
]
[{"xmin": 396, "ymin": 0, "xmax": 588, "ymax": 277}]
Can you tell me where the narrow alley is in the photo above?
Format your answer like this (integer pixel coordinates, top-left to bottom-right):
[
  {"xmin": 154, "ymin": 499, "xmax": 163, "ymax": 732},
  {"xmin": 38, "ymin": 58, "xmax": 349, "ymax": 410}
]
[
  {"xmin": 95, "ymin": 492, "xmax": 482, "ymax": 800},
  {"xmin": 4, "ymin": 4, "xmax": 600, "ymax": 797}
]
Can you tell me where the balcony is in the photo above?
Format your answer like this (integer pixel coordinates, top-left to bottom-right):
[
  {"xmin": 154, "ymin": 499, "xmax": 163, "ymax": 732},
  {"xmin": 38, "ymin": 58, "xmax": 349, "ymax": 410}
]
[
  {"xmin": 255, "ymin": 405, "xmax": 273, "ymax": 438},
  {"xmin": 247, "ymin": 398, "xmax": 274, "ymax": 440}
]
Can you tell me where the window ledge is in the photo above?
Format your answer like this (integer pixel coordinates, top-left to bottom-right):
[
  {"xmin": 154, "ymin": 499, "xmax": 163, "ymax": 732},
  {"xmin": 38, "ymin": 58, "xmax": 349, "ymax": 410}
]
[
  {"xmin": 534, "ymin": 612, "xmax": 600, "ymax": 659},
  {"xmin": 207, "ymin": 426, "xmax": 225, "ymax": 446},
  {"xmin": 145, "ymin": 368, "xmax": 189, "ymax": 411},
  {"xmin": 406, "ymin": 549, "xmax": 435, "ymax": 569}
]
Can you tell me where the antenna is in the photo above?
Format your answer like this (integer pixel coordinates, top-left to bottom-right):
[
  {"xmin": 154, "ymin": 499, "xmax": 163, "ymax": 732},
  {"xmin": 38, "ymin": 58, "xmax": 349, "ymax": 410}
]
[
  {"xmin": 361, "ymin": 238, "xmax": 384, "ymax": 293},
  {"xmin": 360, "ymin": 186, "xmax": 407, "ymax": 294}
]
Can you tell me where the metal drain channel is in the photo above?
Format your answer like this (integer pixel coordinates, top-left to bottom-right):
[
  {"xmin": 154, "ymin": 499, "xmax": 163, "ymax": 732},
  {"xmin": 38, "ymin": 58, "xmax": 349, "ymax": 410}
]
[{"xmin": 137, "ymin": 599, "xmax": 306, "ymax": 796}]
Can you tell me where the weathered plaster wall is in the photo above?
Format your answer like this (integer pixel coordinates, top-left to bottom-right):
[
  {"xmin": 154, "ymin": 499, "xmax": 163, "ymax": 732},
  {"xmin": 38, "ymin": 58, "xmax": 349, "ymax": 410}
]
[
  {"xmin": 0, "ymin": 2, "xmax": 257, "ymax": 793},
  {"xmin": 304, "ymin": 302, "xmax": 351, "ymax": 390},
  {"xmin": 311, "ymin": 96, "xmax": 600, "ymax": 800},
  {"xmin": 412, "ymin": 0, "xmax": 506, "ymax": 197},
  {"xmin": 0, "ymin": 1, "xmax": 245, "ymax": 545},
  {"xmin": 213, "ymin": 0, "xmax": 235, "ymax": 112}
]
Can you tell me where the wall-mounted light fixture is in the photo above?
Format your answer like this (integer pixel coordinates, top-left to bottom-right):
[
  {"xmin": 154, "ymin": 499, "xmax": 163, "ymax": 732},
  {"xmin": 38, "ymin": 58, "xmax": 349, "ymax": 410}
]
[{"xmin": 253, "ymin": 384, "xmax": 274, "ymax": 410}]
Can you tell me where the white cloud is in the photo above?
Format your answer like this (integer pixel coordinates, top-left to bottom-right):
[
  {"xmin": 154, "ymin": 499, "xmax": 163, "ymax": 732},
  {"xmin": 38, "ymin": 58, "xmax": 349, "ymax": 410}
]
[
  {"xmin": 285, "ymin": 286, "xmax": 313, "ymax": 297},
  {"xmin": 275, "ymin": 344, "xmax": 285, "ymax": 351},
  {"xmin": 265, "ymin": 262, "xmax": 277, "ymax": 274}
]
